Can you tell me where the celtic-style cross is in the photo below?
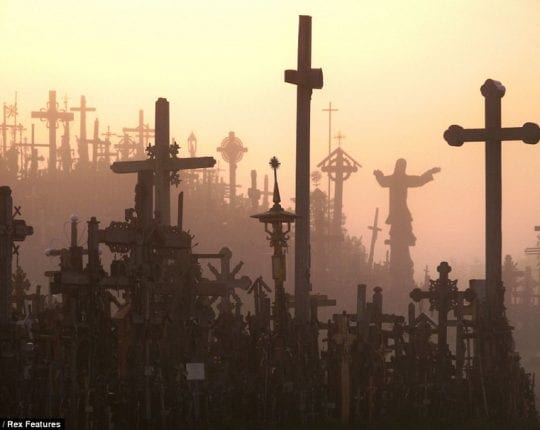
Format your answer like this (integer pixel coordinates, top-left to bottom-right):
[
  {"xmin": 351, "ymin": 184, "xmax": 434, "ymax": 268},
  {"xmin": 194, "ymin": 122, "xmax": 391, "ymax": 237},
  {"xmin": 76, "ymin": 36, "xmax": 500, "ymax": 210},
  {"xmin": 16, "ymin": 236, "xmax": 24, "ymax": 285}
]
[{"xmin": 217, "ymin": 131, "xmax": 247, "ymax": 207}]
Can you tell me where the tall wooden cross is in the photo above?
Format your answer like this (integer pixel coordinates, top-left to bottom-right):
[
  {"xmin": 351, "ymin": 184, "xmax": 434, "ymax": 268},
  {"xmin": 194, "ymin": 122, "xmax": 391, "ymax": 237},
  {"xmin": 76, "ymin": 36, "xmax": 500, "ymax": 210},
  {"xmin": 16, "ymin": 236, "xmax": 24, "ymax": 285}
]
[
  {"xmin": 318, "ymin": 147, "xmax": 361, "ymax": 238},
  {"xmin": 111, "ymin": 98, "xmax": 216, "ymax": 225},
  {"xmin": 285, "ymin": 15, "xmax": 323, "ymax": 323},
  {"xmin": 444, "ymin": 79, "xmax": 540, "ymax": 317},
  {"xmin": 248, "ymin": 169, "xmax": 261, "ymax": 210},
  {"xmin": 31, "ymin": 90, "xmax": 74, "ymax": 175},
  {"xmin": 70, "ymin": 95, "xmax": 96, "ymax": 168},
  {"xmin": 0, "ymin": 186, "xmax": 33, "ymax": 325},
  {"xmin": 123, "ymin": 109, "xmax": 155, "ymax": 157},
  {"xmin": 367, "ymin": 207, "xmax": 382, "ymax": 271}
]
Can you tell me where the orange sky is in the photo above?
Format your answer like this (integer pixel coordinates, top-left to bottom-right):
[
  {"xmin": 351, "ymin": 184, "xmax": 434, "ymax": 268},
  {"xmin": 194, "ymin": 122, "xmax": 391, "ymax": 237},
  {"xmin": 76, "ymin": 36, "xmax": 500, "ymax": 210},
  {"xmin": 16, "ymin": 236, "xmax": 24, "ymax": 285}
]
[{"xmin": 2, "ymin": 0, "xmax": 540, "ymax": 284}]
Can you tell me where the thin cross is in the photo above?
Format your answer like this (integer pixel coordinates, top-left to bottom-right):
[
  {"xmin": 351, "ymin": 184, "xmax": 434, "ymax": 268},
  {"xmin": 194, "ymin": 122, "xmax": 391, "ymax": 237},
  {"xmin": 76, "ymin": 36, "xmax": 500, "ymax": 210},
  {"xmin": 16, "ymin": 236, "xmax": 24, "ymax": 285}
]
[
  {"xmin": 71, "ymin": 95, "xmax": 96, "ymax": 167},
  {"xmin": 334, "ymin": 131, "xmax": 345, "ymax": 147},
  {"xmin": 367, "ymin": 207, "xmax": 382, "ymax": 270},
  {"xmin": 31, "ymin": 90, "xmax": 74, "ymax": 175},
  {"xmin": 322, "ymin": 102, "xmax": 338, "ymax": 232},
  {"xmin": 444, "ymin": 79, "xmax": 540, "ymax": 318}
]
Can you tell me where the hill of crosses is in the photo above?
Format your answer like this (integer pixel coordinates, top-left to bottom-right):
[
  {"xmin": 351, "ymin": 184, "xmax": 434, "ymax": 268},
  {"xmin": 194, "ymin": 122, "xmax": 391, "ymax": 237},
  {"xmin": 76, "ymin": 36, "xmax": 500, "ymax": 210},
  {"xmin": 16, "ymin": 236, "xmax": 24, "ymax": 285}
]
[{"xmin": 2, "ymin": 14, "xmax": 540, "ymax": 430}]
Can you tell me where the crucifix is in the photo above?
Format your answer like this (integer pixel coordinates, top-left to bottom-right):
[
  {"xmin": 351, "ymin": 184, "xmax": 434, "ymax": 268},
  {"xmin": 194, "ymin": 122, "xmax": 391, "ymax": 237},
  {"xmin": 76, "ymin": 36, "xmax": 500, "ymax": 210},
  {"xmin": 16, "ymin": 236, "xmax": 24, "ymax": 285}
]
[
  {"xmin": 322, "ymin": 102, "xmax": 338, "ymax": 223},
  {"xmin": 31, "ymin": 90, "xmax": 74, "ymax": 175},
  {"xmin": 70, "ymin": 95, "xmax": 96, "ymax": 168},
  {"xmin": 367, "ymin": 208, "xmax": 382, "ymax": 271},
  {"xmin": 123, "ymin": 109, "xmax": 155, "ymax": 157},
  {"xmin": 0, "ymin": 186, "xmax": 33, "ymax": 326},
  {"xmin": 111, "ymin": 98, "xmax": 216, "ymax": 225},
  {"xmin": 444, "ymin": 79, "xmax": 540, "ymax": 317},
  {"xmin": 285, "ymin": 15, "xmax": 323, "ymax": 323},
  {"xmin": 217, "ymin": 131, "xmax": 247, "ymax": 207},
  {"xmin": 318, "ymin": 147, "xmax": 361, "ymax": 238}
]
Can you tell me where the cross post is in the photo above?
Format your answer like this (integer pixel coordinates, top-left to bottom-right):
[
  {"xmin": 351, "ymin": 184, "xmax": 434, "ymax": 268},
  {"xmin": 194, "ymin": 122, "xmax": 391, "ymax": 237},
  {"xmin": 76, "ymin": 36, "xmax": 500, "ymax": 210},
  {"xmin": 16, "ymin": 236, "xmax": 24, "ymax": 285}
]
[
  {"xmin": 367, "ymin": 207, "xmax": 382, "ymax": 270},
  {"xmin": 444, "ymin": 79, "xmax": 540, "ymax": 318},
  {"xmin": 123, "ymin": 109, "xmax": 155, "ymax": 157},
  {"xmin": 31, "ymin": 90, "xmax": 74, "ymax": 175},
  {"xmin": 285, "ymin": 15, "xmax": 323, "ymax": 323}
]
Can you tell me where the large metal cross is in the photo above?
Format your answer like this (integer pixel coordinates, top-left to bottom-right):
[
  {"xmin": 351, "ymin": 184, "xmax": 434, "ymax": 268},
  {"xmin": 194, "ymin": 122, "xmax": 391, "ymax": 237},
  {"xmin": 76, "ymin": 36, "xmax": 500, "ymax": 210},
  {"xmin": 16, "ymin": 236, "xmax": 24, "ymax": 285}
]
[
  {"xmin": 285, "ymin": 15, "xmax": 323, "ymax": 323},
  {"xmin": 70, "ymin": 95, "xmax": 96, "ymax": 167},
  {"xmin": 31, "ymin": 90, "xmax": 74, "ymax": 175},
  {"xmin": 444, "ymin": 79, "xmax": 540, "ymax": 317},
  {"xmin": 111, "ymin": 98, "xmax": 215, "ymax": 225}
]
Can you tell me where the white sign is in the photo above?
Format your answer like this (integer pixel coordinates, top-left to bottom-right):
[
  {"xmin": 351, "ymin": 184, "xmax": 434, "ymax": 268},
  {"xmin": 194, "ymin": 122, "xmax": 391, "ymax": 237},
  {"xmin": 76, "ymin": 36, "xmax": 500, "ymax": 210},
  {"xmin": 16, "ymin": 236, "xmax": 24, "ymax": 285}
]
[{"xmin": 186, "ymin": 362, "xmax": 205, "ymax": 381}]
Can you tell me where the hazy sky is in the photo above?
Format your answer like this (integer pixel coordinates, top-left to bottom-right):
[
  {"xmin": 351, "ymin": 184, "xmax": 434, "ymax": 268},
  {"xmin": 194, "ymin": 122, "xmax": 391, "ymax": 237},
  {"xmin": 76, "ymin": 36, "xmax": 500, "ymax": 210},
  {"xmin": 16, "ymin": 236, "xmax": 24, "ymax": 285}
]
[{"xmin": 2, "ymin": 0, "xmax": 540, "ymax": 283}]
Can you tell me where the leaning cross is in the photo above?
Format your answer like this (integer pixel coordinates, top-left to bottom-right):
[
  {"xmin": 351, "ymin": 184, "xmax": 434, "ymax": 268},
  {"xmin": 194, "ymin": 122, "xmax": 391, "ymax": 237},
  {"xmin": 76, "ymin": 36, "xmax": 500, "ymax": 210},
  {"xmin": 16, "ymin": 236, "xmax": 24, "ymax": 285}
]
[
  {"xmin": 367, "ymin": 207, "xmax": 382, "ymax": 271},
  {"xmin": 285, "ymin": 15, "xmax": 324, "ymax": 323},
  {"xmin": 70, "ymin": 95, "xmax": 96, "ymax": 167},
  {"xmin": 111, "ymin": 98, "xmax": 215, "ymax": 225},
  {"xmin": 444, "ymin": 79, "xmax": 540, "ymax": 317},
  {"xmin": 31, "ymin": 90, "xmax": 74, "ymax": 175}
]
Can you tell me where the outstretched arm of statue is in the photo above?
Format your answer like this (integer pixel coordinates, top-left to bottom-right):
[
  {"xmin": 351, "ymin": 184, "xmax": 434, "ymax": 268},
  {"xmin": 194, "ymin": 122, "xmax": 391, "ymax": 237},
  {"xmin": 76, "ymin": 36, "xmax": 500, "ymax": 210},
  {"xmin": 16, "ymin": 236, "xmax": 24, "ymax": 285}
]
[
  {"xmin": 373, "ymin": 170, "xmax": 390, "ymax": 187},
  {"xmin": 407, "ymin": 167, "xmax": 441, "ymax": 187}
]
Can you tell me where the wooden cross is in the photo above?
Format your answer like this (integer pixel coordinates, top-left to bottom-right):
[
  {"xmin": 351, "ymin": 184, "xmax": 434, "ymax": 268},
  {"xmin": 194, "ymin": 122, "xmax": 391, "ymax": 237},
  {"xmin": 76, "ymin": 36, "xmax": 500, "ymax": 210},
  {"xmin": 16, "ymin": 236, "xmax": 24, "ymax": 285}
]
[
  {"xmin": 323, "ymin": 102, "xmax": 338, "ymax": 221},
  {"xmin": 332, "ymin": 312, "xmax": 356, "ymax": 424},
  {"xmin": 318, "ymin": 147, "xmax": 361, "ymax": 238},
  {"xmin": 444, "ymin": 79, "xmax": 540, "ymax": 317},
  {"xmin": 123, "ymin": 109, "xmax": 155, "ymax": 158},
  {"xmin": 0, "ymin": 186, "xmax": 33, "ymax": 325},
  {"xmin": 111, "ymin": 98, "xmax": 216, "ymax": 225},
  {"xmin": 367, "ymin": 207, "xmax": 382, "ymax": 271},
  {"xmin": 334, "ymin": 131, "xmax": 345, "ymax": 147},
  {"xmin": 31, "ymin": 90, "xmax": 74, "ymax": 175},
  {"xmin": 285, "ymin": 15, "xmax": 323, "ymax": 323},
  {"xmin": 247, "ymin": 169, "xmax": 261, "ymax": 210},
  {"xmin": 70, "ymin": 95, "xmax": 96, "ymax": 167},
  {"xmin": 217, "ymin": 131, "xmax": 247, "ymax": 207}
]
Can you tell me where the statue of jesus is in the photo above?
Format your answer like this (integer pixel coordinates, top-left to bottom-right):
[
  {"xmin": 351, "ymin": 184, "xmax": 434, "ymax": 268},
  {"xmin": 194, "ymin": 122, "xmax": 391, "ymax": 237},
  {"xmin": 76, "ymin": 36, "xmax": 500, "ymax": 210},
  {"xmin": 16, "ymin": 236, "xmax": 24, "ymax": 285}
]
[{"xmin": 374, "ymin": 158, "xmax": 440, "ymax": 296}]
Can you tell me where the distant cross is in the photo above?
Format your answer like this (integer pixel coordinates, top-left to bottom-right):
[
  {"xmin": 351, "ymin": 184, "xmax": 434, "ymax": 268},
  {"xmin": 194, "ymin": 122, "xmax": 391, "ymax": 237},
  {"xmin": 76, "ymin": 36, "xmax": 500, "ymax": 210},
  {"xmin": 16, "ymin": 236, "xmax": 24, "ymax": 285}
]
[
  {"xmin": 285, "ymin": 14, "xmax": 324, "ymax": 322},
  {"xmin": 111, "ymin": 98, "xmax": 216, "ymax": 225},
  {"xmin": 322, "ymin": 102, "xmax": 338, "ymax": 224},
  {"xmin": 0, "ymin": 186, "xmax": 33, "ymax": 325},
  {"xmin": 444, "ymin": 79, "xmax": 540, "ymax": 317},
  {"xmin": 262, "ymin": 174, "xmax": 272, "ymax": 210},
  {"xmin": 114, "ymin": 132, "xmax": 137, "ymax": 160},
  {"xmin": 217, "ymin": 131, "xmax": 247, "ymax": 207},
  {"xmin": 123, "ymin": 109, "xmax": 155, "ymax": 157},
  {"xmin": 71, "ymin": 95, "xmax": 96, "ymax": 167},
  {"xmin": 367, "ymin": 207, "xmax": 382, "ymax": 270},
  {"xmin": 31, "ymin": 90, "xmax": 74, "ymax": 175},
  {"xmin": 334, "ymin": 131, "xmax": 345, "ymax": 147},
  {"xmin": 318, "ymin": 147, "xmax": 361, "ymax": 238}
]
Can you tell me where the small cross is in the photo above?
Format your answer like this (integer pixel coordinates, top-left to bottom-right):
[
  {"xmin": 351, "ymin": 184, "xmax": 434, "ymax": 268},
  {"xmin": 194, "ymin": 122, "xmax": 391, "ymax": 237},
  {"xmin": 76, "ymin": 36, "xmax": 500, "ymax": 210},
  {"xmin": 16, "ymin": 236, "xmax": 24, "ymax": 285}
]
[{"xmin": 334, "ymin": 131, "xmax": 345, "ymax": 147}]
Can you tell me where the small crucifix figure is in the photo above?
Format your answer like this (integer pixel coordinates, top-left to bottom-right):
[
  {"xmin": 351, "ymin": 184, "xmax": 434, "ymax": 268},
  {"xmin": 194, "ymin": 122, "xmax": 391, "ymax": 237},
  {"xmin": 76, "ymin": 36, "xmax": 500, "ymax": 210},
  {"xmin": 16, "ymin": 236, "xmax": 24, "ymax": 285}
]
[
  {"xmin": 444, "ymin": 79, "xmax": 540, "ymax": 318},
  {"xmin": 111, "ymin": 98, "xmax": 216, "ymax": 225},
  {"xmin": 70, "ymin": 95, "xmax": 96, "ymax": 168},
  {"xmin": 31, "ymin": 90, "xmax": 74, "ymax": 176}
]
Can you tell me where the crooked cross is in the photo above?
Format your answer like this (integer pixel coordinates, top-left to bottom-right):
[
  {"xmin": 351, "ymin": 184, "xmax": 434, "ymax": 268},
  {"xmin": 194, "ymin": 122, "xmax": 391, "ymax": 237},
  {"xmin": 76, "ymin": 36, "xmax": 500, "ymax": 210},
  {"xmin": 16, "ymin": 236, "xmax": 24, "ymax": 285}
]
[
  {"xmin": 367, "ymin": 207, "xmax": 382, "ymax": 271},
  {"xmin": 31, "ymin": 90, "xmax": 74, "ymax": 175},
  {"xmin": 444, "ymin": 79, "xmax": 540, "ymax": 317},
  {"xmin": 71, "ymin": 95, "xmax": 96, "ymax": 167},
  {"xmin": 111, "ymin": 98, "xmax": 215, "ymax": 225}
]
